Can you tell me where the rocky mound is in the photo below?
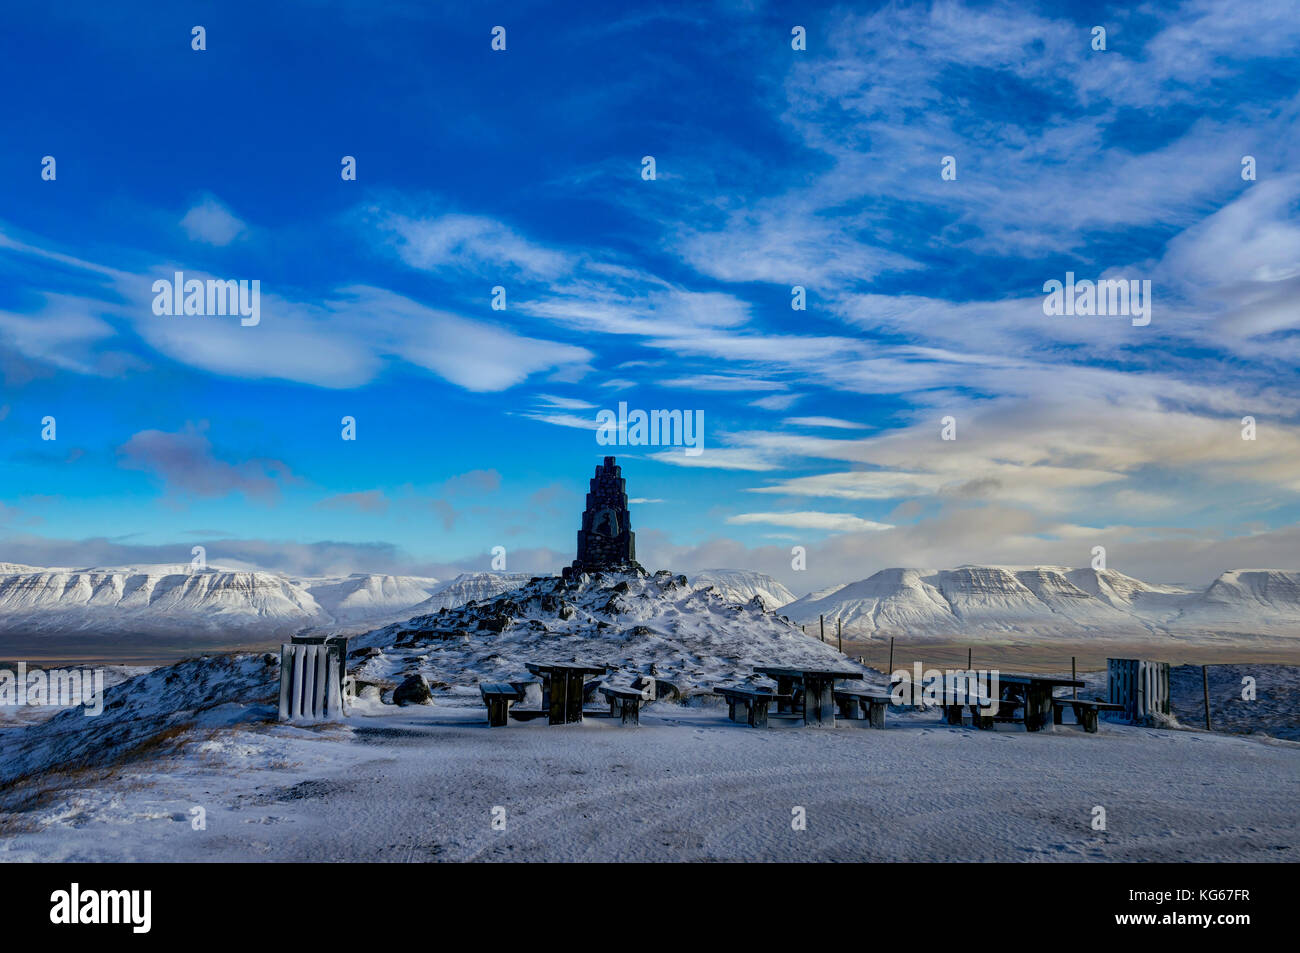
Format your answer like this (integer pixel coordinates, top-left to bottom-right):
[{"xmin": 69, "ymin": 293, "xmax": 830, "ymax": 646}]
[{"xmin": 348, "ymin": 568, "xmax": 860, "ymax": 702}]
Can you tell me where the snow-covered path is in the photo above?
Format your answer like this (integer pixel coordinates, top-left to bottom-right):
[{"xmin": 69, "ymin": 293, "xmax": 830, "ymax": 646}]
[{"xmin": 2, "ymin": 705, "xmax": 1295, "ymax": 862}]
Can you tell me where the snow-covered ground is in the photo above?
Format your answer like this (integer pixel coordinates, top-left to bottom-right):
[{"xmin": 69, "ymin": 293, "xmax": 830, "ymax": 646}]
[
  {"xmin": 1, "ymin": 699, "xmax": 1295, "ymax": 862},
  {"xmin": 1, "ymin": 570, "xmax": 1294, "ymax": 862}
]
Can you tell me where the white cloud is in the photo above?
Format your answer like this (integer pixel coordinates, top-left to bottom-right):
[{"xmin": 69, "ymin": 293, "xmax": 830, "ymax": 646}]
[
  {"xmin": 377, "ymin": 210, "xmax": 571, "ymax": 279},
  {"xmin": 660, "ymin": 374, "xmax": 786, "ymax": 392},
  {"xmin": 784, "ymin": 416, "xmax": 868, "ymax": 430},
  {"xmin": 0, "ymin": 232, "xmax": 592, "ymax": 392},
  {"xmin": 750, "ymin": 393, "xmax": 802, "ymax": 411},
  {"xmin": 727, "ymin": 511, "xmax": 893, "ymax": 533},
  {"xmin": 534, "ymin": 394, "xmax": 597, "ymax": 410},
  {"xmin": 180, "ymin": 196, "xmax": 246, "ymax": 246},
  {"xmin": 649, "ymin": 448, "xmax": 779, "ymax": 471}
]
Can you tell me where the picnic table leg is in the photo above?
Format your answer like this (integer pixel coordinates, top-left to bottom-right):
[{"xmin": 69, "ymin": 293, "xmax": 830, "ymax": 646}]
[
  {"xmin": 809, "ymin": 677, "xmax": 835, "ymax": 726},
  {"xmin": 1080, "ymin": 707, "xmax": 1099, "ymax": 733},
  {"xmin": 547, "ymin": 674, "xmax": 566, "ymax": 725},
  {"xmin": 1024, "ymin": 685, "xmax": 1053, "ymax": 731},
  {"xmin": 867, "ymin": 699, "xmax": 886, "ymax": 729},
  {"xmin": 776, "ymin": 676, "xmax": 794, "ymax": 713},
  {"xmin": 749, "ymin": 698, "xmax": 770, "ymax": 728},
  {"xmin": 944, "ymin": 704, "xmax": 963, "ymax": 726},
  {"xmin": 1053, "ymin": 702, "xmax": 1064, "ymax": 726},
  {"xmin": 565, "ymin": 671, "xmax": 585, "ymax": 724}
]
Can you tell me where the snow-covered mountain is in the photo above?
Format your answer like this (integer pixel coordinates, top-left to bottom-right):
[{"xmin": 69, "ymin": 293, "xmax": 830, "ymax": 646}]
[
  {"xmin": 1172, "ymin": 570, "xmax": 1300, "ymax": 631},
  {"xmin": 0, "ymin": 564, "xmax": 530, "ymax": 637},
  {"xmin": 407, "ymin": 572, "xmax": 538, "ymax": 613},
  {"xmin": 0, "ymin": 565, "xmax": 330, "ymax": 635},
  {"xmin": 299, "ymin": 573, "xmax": 442, "ymax": 623},
  {"xmin": 688, "ymin": 569, "xmax": 796, "ymax": 609},
  {"xmin": 782, "ymin": 566, "xmax": 1300, "ymax": 640},
  {"xmin": 2, "ymin": 557, "xmax": 1296, "ymax": 644}
]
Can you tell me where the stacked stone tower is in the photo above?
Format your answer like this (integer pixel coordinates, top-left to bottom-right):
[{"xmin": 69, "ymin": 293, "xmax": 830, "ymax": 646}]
[{"xmin": 564, "ymin": 456, "xmax": 641, "ymax": 579}]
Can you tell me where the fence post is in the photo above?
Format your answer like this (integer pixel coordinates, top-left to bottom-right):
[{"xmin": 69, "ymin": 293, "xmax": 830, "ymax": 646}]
[
  {"xmin": 819, "ymin": 614, "xmax": 825, "ymax": 643},
  {"xmin": 1202, "ymin": 664, "xmax": 1212, "ymax": 730}
]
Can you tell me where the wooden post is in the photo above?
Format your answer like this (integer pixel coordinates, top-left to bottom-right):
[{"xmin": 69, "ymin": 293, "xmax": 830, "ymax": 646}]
[
  {"xmin": 967, "ymin": 647, "xmax": 972, "ymax": 669},
  {"xmin": 1072, "ymin": 656, "xmax": 1077, "ymax": 699},
  {"xmin": 819, "ymin": 614, "xmax": 825, "ymax": 643},
  {"xmin": 1202, "ymin": 664, "xmax": 1212, "ymax": 730},
  {"xmin": 888, "ymin": 637, "xmax": 895, "ymax": 676},
  {"xmin": 837, "ymin": 618, "xmax": 842, "ymax": 653}
]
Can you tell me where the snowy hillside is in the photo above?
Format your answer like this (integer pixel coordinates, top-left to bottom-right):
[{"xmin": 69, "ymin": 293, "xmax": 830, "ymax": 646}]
[
  {"xmin": 0, "ymin": 563, "xmax": 539, "ymax": 637},
  {"xmin": 1172, "ymin": 570, "xmax": 1300, "ymax": 631},
  {"xmin": 2, "ymin": 557, "xmax": 1296, "ymax": 645},
  {"xmin": 350, "ymin": 568, "xmax": 858, "ymax": 698},
  {"xmin": 0, "ymin": 653, "xmax": 278, "ymax": 788},
  {"xmin": 783, "ymin": 566, "xmax": 1300, "ymax": 640},
  {"xmin": 688, "ymin": 569, "xmax": 796, "ymax": 608},
  {"xmin": 406, "ymin": 571, "xmax": 537, "ymax": 613},
  {"xmin": 300, "ymin": 573, "xmax": 442, "ymax": 622},
  {"xmin": 0, "ymin": 566, "xmax": 330, "ymax": 635}
]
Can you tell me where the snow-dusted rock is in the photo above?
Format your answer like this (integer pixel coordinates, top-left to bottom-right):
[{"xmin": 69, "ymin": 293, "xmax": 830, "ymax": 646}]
[
  {"xmin": 687, "ymin": 569, "xmax": 797, "ymax": 609},
  {"xmin": 350, "ymin": 569, "xmax": 860, "ymax": 698}
]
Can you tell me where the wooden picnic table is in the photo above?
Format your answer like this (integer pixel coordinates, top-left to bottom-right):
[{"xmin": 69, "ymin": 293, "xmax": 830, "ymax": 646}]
[
  {"xmin": 998, "ymin": 674, "xmax": 1085, "ymax": 731},
  {"xmin": 524, "ymin": 661, "xmax": 608, "ymax": 725},
  {"xmin": 753, "ymin": 666, "xmax": 864, "ymax": 727},
  {"xmin": 971, "ymin": 673, "xmax": 1085, "ymax": 732}
]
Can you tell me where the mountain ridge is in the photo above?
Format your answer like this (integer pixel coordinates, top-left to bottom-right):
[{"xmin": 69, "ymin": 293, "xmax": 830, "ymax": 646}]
[
  {"xmin": 781, "ymin": 566, "xmax": 1300, "ymax": 639},
  {"xmin": 0, "ymin": 560, "xmax": 1294, "ymax": 643}
]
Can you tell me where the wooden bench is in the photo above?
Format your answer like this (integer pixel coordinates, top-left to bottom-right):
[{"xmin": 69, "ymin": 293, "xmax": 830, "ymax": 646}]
[
  {"xmin": 599, "ymin": 684, "xmax": 650, "ymax": 725},
  {"xmin": 479, "ymin": 682, "xmax": 526, "ymax": 727},
  {"xmin": 1053, "ymin": 697, "xmax": 1124, "ymax": 733},
  {"xmin": 924, "ymin": 690, "xmax": 1010, "ymax": 728},
  {"xmin": 832, "ymin": 687, "xmax": 891, "ymax": 728},
  {"xmin": 889, "ymin": 676, "xmax": 936, "ymax": 708},
  {"xmin": 970, "ymin": 695, "xmax": 1022, "ymax": 729},
  {"xmin": 715, "ymin": 686, "xmax": 788, "ymax": 728}
]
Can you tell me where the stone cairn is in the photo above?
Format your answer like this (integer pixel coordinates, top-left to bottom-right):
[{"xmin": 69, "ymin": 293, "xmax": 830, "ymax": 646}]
[{"xmin": 563, "ymin": 456, "xmax": 643, "ymax": 580}]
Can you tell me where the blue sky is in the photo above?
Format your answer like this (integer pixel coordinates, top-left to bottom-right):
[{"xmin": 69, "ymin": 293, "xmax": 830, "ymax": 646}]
[{"xmin": 1, "ymin": 0, "xmax": 1298, "ymax": 591}]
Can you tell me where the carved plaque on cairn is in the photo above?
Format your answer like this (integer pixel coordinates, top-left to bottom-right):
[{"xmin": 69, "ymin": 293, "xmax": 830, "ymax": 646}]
[{"xmin": 564, "ymin": 456, "xmax": 640, "ymax": 579}]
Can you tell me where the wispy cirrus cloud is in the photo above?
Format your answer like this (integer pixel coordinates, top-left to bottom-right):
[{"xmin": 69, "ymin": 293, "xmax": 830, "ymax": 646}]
[
  {"xmin": 0, "ymin": 228, "xmax": 593, "ymax": 392},
  {"xmin": 375, "ymin": 208, "xmax": 573, "ymax": 279},
  {"xmin": 726, "ymin": 511, "xmax": 893, "ymax": 533}
]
